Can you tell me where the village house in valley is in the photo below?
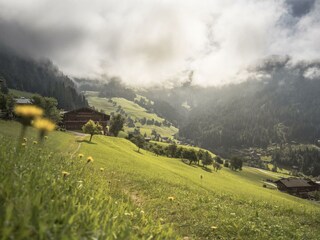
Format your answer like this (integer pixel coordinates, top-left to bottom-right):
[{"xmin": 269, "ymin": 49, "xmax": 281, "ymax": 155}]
[
  {"xmin": 275, "ymin": 178, "xmax": 320, "ymax": 198},
  {"xmin": 63, "ymin": 107, "xmax": 110, "ymax": 134}
]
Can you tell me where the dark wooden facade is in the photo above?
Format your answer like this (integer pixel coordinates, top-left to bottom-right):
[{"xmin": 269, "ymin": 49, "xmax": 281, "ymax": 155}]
[
  {"xmin": 275, "ymin": 178, "xmax": 320, "ymax": 195},
  {"xmin": 63, "ymin": 107, "xmax": 110, "ymax": 134}
]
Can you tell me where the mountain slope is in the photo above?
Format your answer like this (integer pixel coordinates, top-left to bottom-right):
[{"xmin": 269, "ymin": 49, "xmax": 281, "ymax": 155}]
[
  {"xmin": 85, "ymin": 91, "xmax": 178, "ymax": 138},
  {"xmin": 1, "ymin": 119, "xmax": 320, "ymax": 239},
  {"xmin": 0, "ymin": 47, "xmax": 88, "ymax": 110},
  {"xmin": 178, "ymin": 59, "xmax": 320, "ymax": 149}
]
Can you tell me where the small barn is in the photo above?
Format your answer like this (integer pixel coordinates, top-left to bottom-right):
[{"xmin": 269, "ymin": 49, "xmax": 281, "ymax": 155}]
[
  {"xmin": 63, "ymin": 107, "xmax": 110, "ymax": 134},
  {"xmin": 275, "ymin": 178, "xmax": 320, "ymax": 196}
]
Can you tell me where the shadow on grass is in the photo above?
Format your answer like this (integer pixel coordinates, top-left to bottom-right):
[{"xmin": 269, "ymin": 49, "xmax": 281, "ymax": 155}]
[
  {"xmin": 202, "ymin": 167, "xmax": 212, "ymax": 173},
  {"xmin": 134, "ymin": 150, "xmax": 143, "ymax": 154},
  {"xmin": 180, "ymin": 159, "xmax": 198, "ymax": 168},
  {"xmin": 76, "ymin": 139, "xmax": 97, "ymax": 145}
]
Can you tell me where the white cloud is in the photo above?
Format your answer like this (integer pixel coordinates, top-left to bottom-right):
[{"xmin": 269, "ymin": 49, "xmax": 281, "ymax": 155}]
[
  {"xmin": 0, "ymin": 0, "xmax": 319, "ymax": 86},
  {"xmin": 304, "ymin": 67, "xmax": 320, "ymax": 79}
]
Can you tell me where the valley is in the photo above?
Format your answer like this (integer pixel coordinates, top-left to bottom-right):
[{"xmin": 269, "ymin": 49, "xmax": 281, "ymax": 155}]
[{"xmin": 85, "ymin": 91, "xmax": 179, "ymax": 138}]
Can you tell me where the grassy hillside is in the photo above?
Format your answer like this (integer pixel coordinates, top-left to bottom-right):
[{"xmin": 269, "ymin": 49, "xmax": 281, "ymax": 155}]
[
  {"xmin": 1, "ymin": 120, "xmax": 319, "ymax": 239},
  {"xmin": 0, "ymin": 120, "xmax": 175, "ymax": 239},
  {"xmin": 85, "ymin": 91, "xmax": 178, "ymax": 138}
]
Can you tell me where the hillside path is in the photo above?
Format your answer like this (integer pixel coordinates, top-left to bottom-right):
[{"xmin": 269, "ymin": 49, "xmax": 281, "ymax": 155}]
[{"xmin": 68, "ymin": 131, "xmax": 87, "ymax": 158}]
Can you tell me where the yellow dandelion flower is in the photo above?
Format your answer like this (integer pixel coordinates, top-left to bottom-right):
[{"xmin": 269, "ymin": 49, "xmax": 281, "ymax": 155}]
[
  {"xmin": 87, "ymin": 156, "xmax": 94, "ymax": 163},
  {"xmin": 78, "ymin": 153, "xmax": 84, "ymax": 159},
  {"xmin": 62, "ymin": 171, "xmax": 70, "ymax": 177},
  {"xmin": 168, "ymin": 196, "xmax": 175, "ymax": 201},
  {"xmin": 124, "ymin": 212, "xmax": 133, "ymax": 217},
  {"xmin": 33, "ymin": 141, "xmax": 38, "ymax": 145},
  {"xmin": 14, "ymin": 105, "xmax": 43, "ymax": 118},
  {"xmin": 211, "ymin": 226, "xmax": 218, "ymax": 230},
  {"xmin": 100, "ymin": 168, "xmax": 104, "ymax": 171},
  {"xmin": 32, "ymin": 118, "xmax": 56, "ymax": 132}
]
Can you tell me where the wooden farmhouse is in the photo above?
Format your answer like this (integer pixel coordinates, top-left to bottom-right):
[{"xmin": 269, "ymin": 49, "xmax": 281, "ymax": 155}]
[
  {"xmin": 63, "ymin": 107, "xmax": 110, "ymax": 134},
  {"xmin": 275, "ymin": 178, "xmax": 320, "ymax": 197}
]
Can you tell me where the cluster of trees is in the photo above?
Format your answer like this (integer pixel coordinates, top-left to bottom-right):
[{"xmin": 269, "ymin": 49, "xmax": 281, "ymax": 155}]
[
  {"xmin": 0, "ymin": 93, "xmax": 14, "ymax": 118},
  {"xmin": 82, "ymin": 113, "xmax": 125, "ymax": 141},
  {"xmin": 0, "ymin": 85, "xmax": 61, "ymax": 123},
  {"xmin": 0, "ymin": 79, "xmax": 14, "ymax": 118},
  {"xmin": 134, "ymin": 97, "xmax": 153, "ymax": 110},
  {"xmin": 139, "ymin": 117, "xmax": 162, "ymax": 126},
  {"xmin": 272, "ymin": 146, "xmax": 320, "ymax": 177},
  {"xmin": 229, "ymin": 157, "xmax": 243, "ymax": 171},
  {"xmin": 0, "ymin": 49, "xmax": 88, "ymax": 110},
  {"xmin": 127, "ymin": 117, "xmax": 135, "ymax": 128},
  {"xmin": 109, "ymin": 114, "xmax": 126, "ymax": 137},
  {"xmin": 116, "ymin": 105, "xmax": 127, "ymax": 116},
  {"xmin": 127, "ymin": 135, "xmax": 227, "ymax": 170},
  {"xmin": 129, "ymin": 134, "xmax": 145, "ymax": 152},
  {"xmin": 31, "ymin": 95, "xmax": 61, "ymax": 123},
  {"xmin": 126, "ymin": 117, "xmax": 172, "ymax": 129}
]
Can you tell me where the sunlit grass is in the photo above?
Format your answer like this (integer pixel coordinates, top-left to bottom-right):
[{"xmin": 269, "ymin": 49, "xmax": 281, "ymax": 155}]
[
  {"xmin": 1, "ymin": 120, "xmax": 320, "ymax": 239},
  {"xmin": 0, "ymin": 121, "xmax": 175, "ymax": 239},
  {"xmin": 79, "ymin": 134, "xmax": 320, "ymax": 239}
]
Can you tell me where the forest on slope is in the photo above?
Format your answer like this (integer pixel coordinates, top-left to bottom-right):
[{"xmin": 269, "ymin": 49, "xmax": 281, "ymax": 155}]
[
  {"xmin": 142, "ymin": 57, "xmax": 320, "ymax": 176},
  {"xmin": 179, "ymin": 57, "xmax": 320, "ymax": 149},
  {"xmin": 0, "ymin": 46, "xmax": 87, "ymax": 110}
]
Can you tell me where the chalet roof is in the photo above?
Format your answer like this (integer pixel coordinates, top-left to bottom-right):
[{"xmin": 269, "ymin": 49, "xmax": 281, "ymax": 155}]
[
  {"xmin": 275, "ymin": 178, "xmax": 312, "ymax": 188},
  {"xmin": 15, "ymin": 97, "xmax": 32, "ymax": 105},
  {"xmin": 64, "ymin": 107, "xmax": 110, "ymax": 117}
]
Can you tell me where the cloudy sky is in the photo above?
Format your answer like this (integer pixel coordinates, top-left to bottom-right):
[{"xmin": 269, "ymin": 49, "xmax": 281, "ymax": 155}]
[{"xmin": 0, "ymin": 0, "xmax": 319, "ymax": 86}]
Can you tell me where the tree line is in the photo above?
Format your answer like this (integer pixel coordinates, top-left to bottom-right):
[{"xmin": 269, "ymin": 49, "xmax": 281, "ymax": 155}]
[
  {"xmin": 127, "ymin": 134, "xmax": 243, "ymax": 171},
  {"xmin": 272, "ymin": 146, "xmax": 320, "ymax": 177}
]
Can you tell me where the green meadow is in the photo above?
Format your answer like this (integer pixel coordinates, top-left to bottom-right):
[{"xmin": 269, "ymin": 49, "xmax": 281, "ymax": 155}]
[
  {"xmin": 85, "ymin": 91, "xmax": 178, "ymax": 138},
  {"xmin": 0, "ymin": 120, "xmax": 320, "ymax": 239}
]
